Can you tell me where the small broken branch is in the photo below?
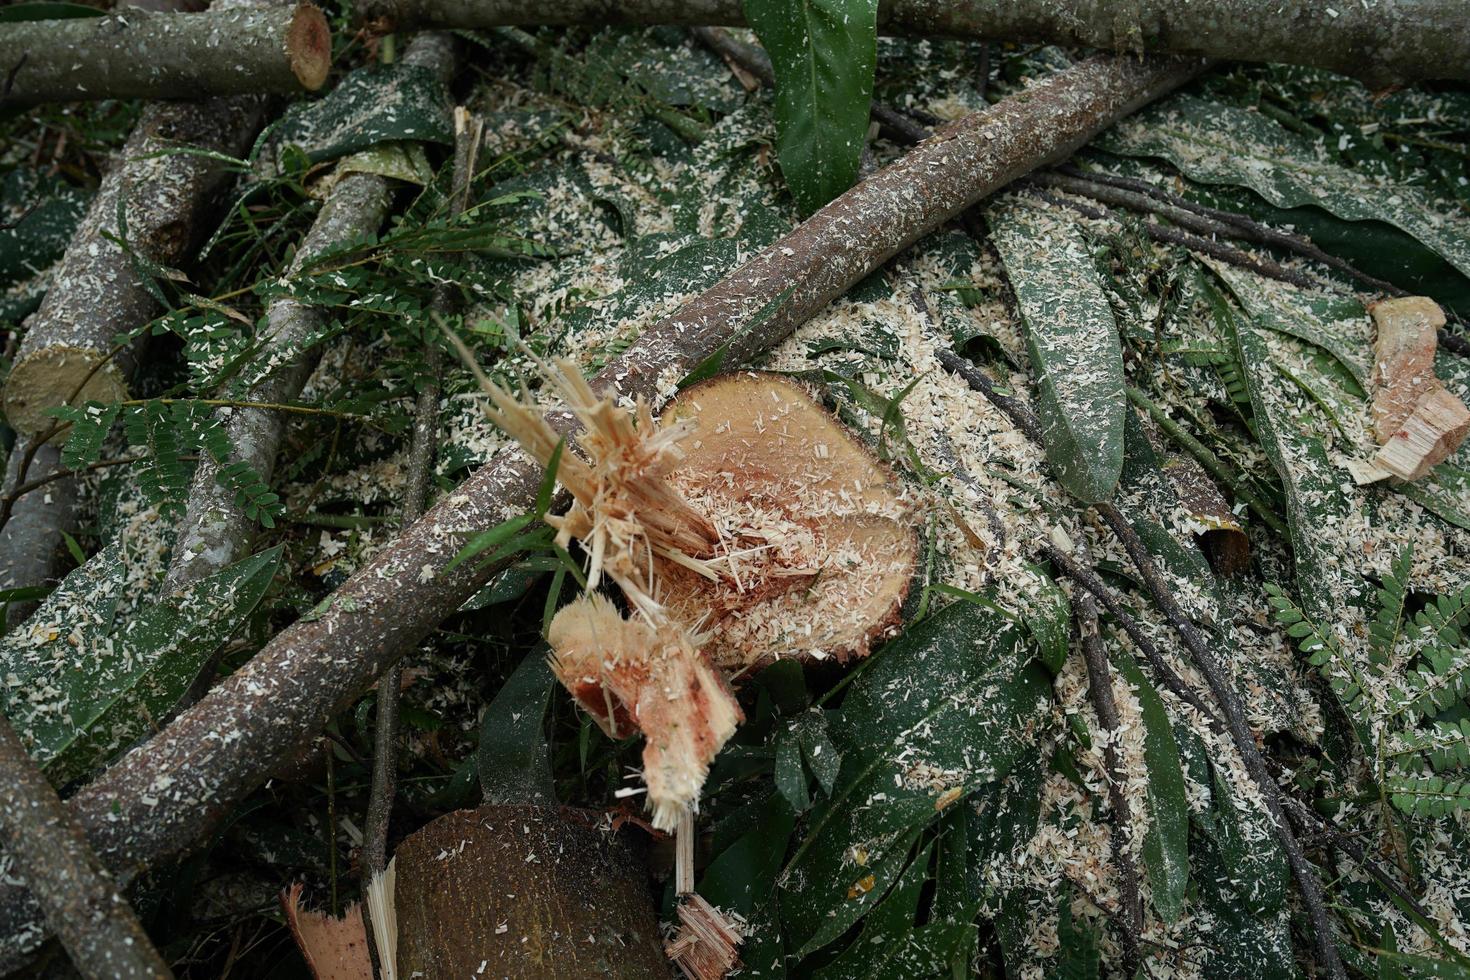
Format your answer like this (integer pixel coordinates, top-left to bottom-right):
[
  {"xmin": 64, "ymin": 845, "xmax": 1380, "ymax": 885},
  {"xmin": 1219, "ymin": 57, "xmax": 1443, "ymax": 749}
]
[
  {"xmin": 0, "ymin": 54, "xmax": 1203, "ymax": 966},
  {"xmin": 1365, "ymin": 297, "xmax": 1469, "ymax": 481},
  {"xmin": 0, "ymin": 3, "xmax": 330, "ymax": 106},
  {"xmin": 1076, "ymin": 594, "xmax": 1143, "ymax": 973},
  {"xmin": 360, "ymin": 0, "xmax": 1469, "ymax": 85},
  {"xmin": 0, "ymin": 715, "xmax": 170, "ymax": 979}
]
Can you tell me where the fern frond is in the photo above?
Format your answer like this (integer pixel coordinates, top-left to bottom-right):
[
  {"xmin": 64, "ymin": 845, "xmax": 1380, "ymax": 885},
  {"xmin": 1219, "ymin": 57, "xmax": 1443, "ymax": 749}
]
[
  {"xmin": 1387, "ymin": 646, "xmax": 1470, "ymax": 723},
  {"xmin": 1387, "ymin": 773, "xmax": 1470, "ymax": 818},
  {"xmin": 1414, "ymin": 585, "xmax": 1470, "ymax": 651},
  {"xmin": 1265, "ymin": 583, "xmax": 1375, "ymax": 742},
  {"xmin": 1386, "ymin": 719, "xmax": 1470, "ymax": 773},
  {"xmin": 1369, "ymin": 544, "xmax": 1413, "ymax": 669}
]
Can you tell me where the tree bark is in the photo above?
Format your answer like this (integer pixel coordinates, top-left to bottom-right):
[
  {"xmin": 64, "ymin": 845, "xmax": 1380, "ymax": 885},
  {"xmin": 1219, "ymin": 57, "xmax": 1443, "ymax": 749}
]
[
  {"xmin": 0, "ymin": 715, "xmax": 170, "ymax": 980},
  {"xmin": 0, "ymin": 1, "xmax": 273, "ymax": 631},
  {"xmin": 393, "ymin": 806, "xmax": 668, "ymax": 979},
  {"xmin": 360, "ymin": 0, "xmax": 1469, "ymax": 86},
  {"xmin": 0, "ymin": 3, "xmax": 330, "ymax": 106},
  {"xmin": 0, "ymin": 53, "xmax": 1203, "ymax": 967}
]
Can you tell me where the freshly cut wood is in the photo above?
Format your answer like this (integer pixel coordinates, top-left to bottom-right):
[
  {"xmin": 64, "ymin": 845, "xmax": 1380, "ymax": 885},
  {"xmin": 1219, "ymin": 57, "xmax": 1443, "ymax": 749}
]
[
  {"xmin": 481, "ymin": 363, "xmax": 911, "ymax": 826},
  {"xmin": 1160, "ymin": 453, "xmax": 1249, "ymax": 576},
  {"xmin": 2, "ymin": 94, "xmax": 267, "ymax": 438},
  {"xmin": 358, "ymin": 0, "xmax": 1469, "ymax": 85},
  {"xmin": 392, "ymin": 805, "xmax": 668, "ymax": 979},
  {"xmin": 280, "ymin": 884, "xmax": 371, "ymax": 980},
  {"xmin": 657, "ymin": 373, "xmax": 915, "ymax": 671},
  {"xmin": 666, "ymin": 893, "xmax": 743, "ymax": 980},
  {"xmin": 1369, "ymin": 297, "xmax": 1470, "ymax": 481},
  {"xmin": 0, "ymin": 3, "xmax": 330, "ymax": 106},
  {"xmin": 0, "ymin": 54, "xmax": 1202, "ymax": 969}
]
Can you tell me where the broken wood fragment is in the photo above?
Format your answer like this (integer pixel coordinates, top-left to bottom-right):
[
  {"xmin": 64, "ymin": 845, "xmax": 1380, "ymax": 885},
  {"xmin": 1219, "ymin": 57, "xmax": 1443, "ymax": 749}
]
[
  {"xmin": 666, "ymin": 893, "xmax": 744, "ymax": 980},
  {"xmin": 1368, "ymin": 297, "xmax": 1470, "ymax": 481},
  {"xmin": 392, "ymin": 805, "xmax": 668, "ymax": 979},
  {"xmin": 0, "ymin": 3, "xmax": 330, "ymax": 106},
  {"xmin": 280, "ymin": 884, "xmax": 372, "ymax": 980}
]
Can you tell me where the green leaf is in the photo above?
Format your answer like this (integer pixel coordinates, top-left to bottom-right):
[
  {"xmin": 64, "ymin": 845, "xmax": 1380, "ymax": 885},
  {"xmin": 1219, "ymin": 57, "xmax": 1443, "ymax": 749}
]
[
  {"xmin": 1114, "ymin": 654, "xmax": 1190, "ymax": 924},
  {"xmin": 1, "ymin": 546, "xmax": 281, "ymax": 783},
  {"xmin": 477, "ymin": 649, "xmax": 556, "ymax": 806},
  {"xmin": 699, "ymin": 790, "xmax": 797, "ymax": 917},
  {"xmin": 1055, "ymin": 885, "xmax": 1101, "ymax": 980},
  {"xmin": 778, "ymin": 601, "xmax": 1053, "ymax": 955},
  {"xmin": 775, "ymin": 726, "xmax": 812, "ymax": 813},
  {"xmin": 1100, "ymin": 95, "xmax": 1470, "ymax": 283},
  {"xmin": 268, "ymin": 60, "xmax": 454, "ymax": 170},
  {"xmin": 1023, "ymin": 565, "xmax": 1071, "ymax": 675},
  {"xmin": 744, "ymin": 0, "xmax": 878, "ymax": 215},
  {"xmin": 989, "ymin": 197, "xmax": 1125, "ymax": 504}
]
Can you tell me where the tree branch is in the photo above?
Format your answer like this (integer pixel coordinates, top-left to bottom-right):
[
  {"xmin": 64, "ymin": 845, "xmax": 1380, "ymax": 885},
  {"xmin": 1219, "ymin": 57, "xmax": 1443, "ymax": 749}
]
[
  {"xmin": 361, "ymin": 0, "xmax": 1469, "ymax": 86},
  {"xmin": 0, "ymin": 3, "xmax": 329, "ymax": 106}
]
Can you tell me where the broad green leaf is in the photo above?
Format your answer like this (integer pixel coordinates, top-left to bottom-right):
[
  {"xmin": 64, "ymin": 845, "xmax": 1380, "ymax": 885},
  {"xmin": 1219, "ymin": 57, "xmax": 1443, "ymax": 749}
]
[
  {"xmin": 989, "ymin": 197, "xmax": 1125, "ymax": 504},
  {"xmin": 812, "ymin": 842, "xmax": 976, "ymax": 980},
  {"xmin": 774, "ymin": 726, "xmax": 812, "ymax": 813},
  {"xmin": 0, "ymin": 167, "xmax": 91, "ymax": 322},
  {"xmin": 1, "ymin": 546, "xmax": 281, "ymax": 783},
  {"xmin": 268, "ymin": 60, "xmax": 454, "ymax": 171},
  {"xmin": 1215, "ymin": 279, "xmax": 1364, "ymax": 622},
  {"xmin": 699, "ymin": 790, "xmax": 797, "ymax": 917},
  {"xmin": 1022, "ymin": 566, "xmax": 1070, "ymax": 675},
  {"xmin": 1100, "ymin": 95, "xmax": 1470, "ymax": 282},
  {"xmin": 477, "ymin": 649, "xmax": 555, "ymax": 806},
  {"xmin": 777, "ymin": 601, "xmax": 1053, "ymax": 954},
  {"xmin": 744, "ymin": 0, "xmax": 878, "ymax": 215},
  {"xmin": 1114, "ymin": 654, "xmax": 1189, "ymax": 924},
  {"xmin": 1055, "ymin": 885, "xmax": 1101, "ymax": 980}
]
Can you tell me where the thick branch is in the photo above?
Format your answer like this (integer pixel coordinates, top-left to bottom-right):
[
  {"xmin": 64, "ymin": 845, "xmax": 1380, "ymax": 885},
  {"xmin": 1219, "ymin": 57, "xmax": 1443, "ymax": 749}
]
[
  {"xmin": 0, "ymin": 53, "xmax": 1202, "ymax": 966},
  {"xmin": 0, "ymin": 3, "xmax": 329, "ymax": 106},
  {"xmin": 0, "ymin": 715, "xmax": 169, "ymax": 979},
  {"xmin": 362, "ymin": 0, "xmax": 1469, "ymax": 85}
]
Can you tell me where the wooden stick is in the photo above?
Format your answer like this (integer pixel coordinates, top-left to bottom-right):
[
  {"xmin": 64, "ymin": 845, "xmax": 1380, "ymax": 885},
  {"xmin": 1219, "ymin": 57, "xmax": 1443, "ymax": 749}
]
[
  {"xmin": 0, "ymin": 3, "xmax": 330, "ymax": 106},
  {"xmin": 0, "ymin": 715, "xmax": 170, "ymax": 979},
  {"xmin": 359, "ymin": 0, "xmax": 1470, "ymax": 85},
  {"xmin": 0, "ymin": 54, "xmax": 1203, "ymax": 967}
]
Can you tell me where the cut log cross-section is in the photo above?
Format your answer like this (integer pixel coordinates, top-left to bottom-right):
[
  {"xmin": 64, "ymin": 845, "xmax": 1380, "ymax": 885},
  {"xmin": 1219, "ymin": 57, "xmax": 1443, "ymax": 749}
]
[{"xmin": 1369, "ymin": 297, "xmax": 1470, "ymax": 481}]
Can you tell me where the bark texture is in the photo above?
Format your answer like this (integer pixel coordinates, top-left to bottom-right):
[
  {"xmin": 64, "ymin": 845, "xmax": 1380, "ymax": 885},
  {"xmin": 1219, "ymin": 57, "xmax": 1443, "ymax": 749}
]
[
  {"xmin": 0, "ymin": 53, "xmax": 1203, "ymax": 966},
  {"xmin": 0, "ymin": 3, "xmax": 330, "ymax": 106},
  {"xmin": 393, "ymin": 805, "xmax": 667, "ymax": 978},
  {"xmin": 361, "ymin": 0, "xmax": 1469, "ymax": 85},
  {"xmin": 0, "ymin": 441, "xmax": 80, "ymax": 628},
  {"xmin": 0, "ymin": 15, "xmax": 270, "ymax": 630},
  {"xmin": 0, "ymin": 715, "xmax": 170, "ymax": 980},
  {"xmin": 163, "ymin": 173, "xmax": 394, "ymax": 592}
]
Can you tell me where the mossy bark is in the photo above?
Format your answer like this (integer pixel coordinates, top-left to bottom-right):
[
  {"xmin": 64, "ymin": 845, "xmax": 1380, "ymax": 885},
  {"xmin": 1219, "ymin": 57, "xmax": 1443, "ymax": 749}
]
[
  {"xmin": 359, "ymin": 0, "xmax": 1469, "ymax": 86},
  {"xmin": 0, "ymin": 3, "xmax": 329, "ymax": 106},
  {"xmin": 0, "ymin": 53, "xmax": 1202, "ymax": 967},
  {"xmin": 393, "ymin": 805, "xmax": 668, "ymax": 978}
]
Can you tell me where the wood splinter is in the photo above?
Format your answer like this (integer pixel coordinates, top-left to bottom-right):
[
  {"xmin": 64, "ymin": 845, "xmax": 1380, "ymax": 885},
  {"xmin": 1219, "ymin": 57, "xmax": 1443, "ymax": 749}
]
[
  {"xmin": 1361, "ymin": 297, "xmax": 1470, "ymax": 482},
  {"xmin": 457, "ymin": 343, "xmax": 917, "ymax": 831}
]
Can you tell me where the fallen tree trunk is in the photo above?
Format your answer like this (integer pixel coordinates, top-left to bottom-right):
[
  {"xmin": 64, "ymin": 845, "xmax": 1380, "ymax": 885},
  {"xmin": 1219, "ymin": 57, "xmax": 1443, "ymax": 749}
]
[
  {"xmin": 0, "ymin": 3, "xmax": 271, "ymax": 629},
  {"xmin": 0, "ymin": 3, "xmax": 330, "ymax": 106},
  {"xmin": 360, "ymin": 0, "xmax": 1469, "ymax": 86},
  {"xmin": 0, "ymin": 53, "xmax": 1203, "ymax": 967},
  {"xmin": 0, "ymin": 716, "xmax": 170, "ymax": 979}
]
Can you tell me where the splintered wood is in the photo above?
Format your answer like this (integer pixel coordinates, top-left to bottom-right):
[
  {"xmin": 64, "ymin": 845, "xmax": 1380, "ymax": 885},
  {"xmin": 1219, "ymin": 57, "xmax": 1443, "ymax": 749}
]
[
  {"xmin": 281, "ymin": 883, "xmax": 373, "ymax": 980},
  {"xmin": 666, "ymin": 894, "xmax": 746, "ymax": 980},
  {"xmin": 462, "ymin": 350, "xmax": 915, "ymax": 831},
  {"xmin": 1367, "ymin": 297, "xmax": 1470, "ymax": 481}
]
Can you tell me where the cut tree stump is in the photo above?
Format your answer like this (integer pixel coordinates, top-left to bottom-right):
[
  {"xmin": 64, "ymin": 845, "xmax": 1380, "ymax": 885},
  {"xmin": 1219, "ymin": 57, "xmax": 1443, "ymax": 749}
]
[
  {"xmin": 392, "ymin": 805, "xmax": 668, "ymax": 979},
  {"xmin": 0, "ymin": 52, "xmax": 1203, "ymax": 970}
]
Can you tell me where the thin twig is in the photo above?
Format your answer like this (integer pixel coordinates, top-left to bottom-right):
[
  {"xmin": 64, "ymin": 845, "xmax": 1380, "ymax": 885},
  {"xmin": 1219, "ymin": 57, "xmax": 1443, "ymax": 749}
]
[
  {"xmin": 362, "ymin": 103, "xmax": 477, "ymax": 980},
  {"xmin": 1077, "ymin": 592, "xmax": 1143, "ymax": 972},
  {"xmin": 936, "ymin": 348, "xmax": 1345, "ymax": 978}
]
